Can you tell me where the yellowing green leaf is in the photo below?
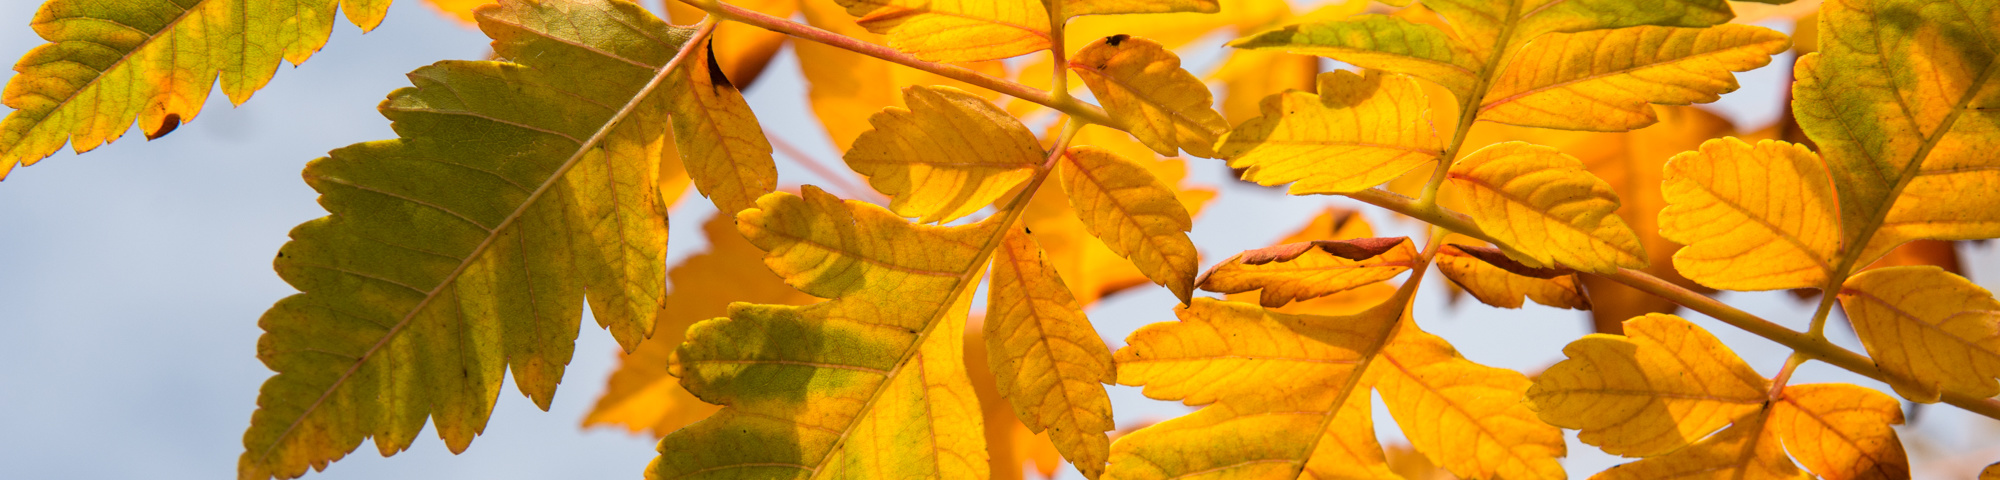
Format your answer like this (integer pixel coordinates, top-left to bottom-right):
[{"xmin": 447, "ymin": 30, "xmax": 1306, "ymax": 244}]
[
  {"xmin": 1659, "ymin": 137, "xmax": 1840, "ymax": 291},
  {"xmin": 1479, "ymin": 24, "xmax": 1788, "ymax": 131},
  {"xmin": 1771, "ymin": 383, "xmax": 1910, "ymax": 480},
  {"xmin": 669, "ymin": 39, "xmax": 777, "ymax": 215},
  {"xmin": 1218, "ymin": 70, "xmax": 1444, "ymax": 195},
  {"xmin": 832, "ymin": 0, "xmax": 1050, "ymax": 62},
  {"xmin": 1836, "ymin": 266, "xmax": 2000, "ymax": 403},
  {"xmin": 1447, "ymin": 141, "xmax": 1647, "ymax": 273},
  {"xmin": 1058, "ymin": 145, "xmax": 1201, "ymax": 303},
  {"xmin": 1228, "ymin": 14, "xmax": 1484, "ymax": 96},
  {"xmin": 1064, "ymin": 0, "xmax": 1218, "ymax": 18},
  {"xmin": 239, "ymin": 1, "xmax": 684, "ymax": 477},
  {"xmin": 1434, "ymin": 243, "xmax": 1590, "ymax": 310},
  {"xmin": 986, "ymin": 229, "xmax": 1116, "ymax": 479},
  {"xmin": 1528, "ymin": 314, "xmax": 1769, "ymax": 457},
  {"xmin": 1198, "ymin": 237, "xmax": 1418, "ymax": 308},
  {"xmin": 1424, "ymin": 0, "xmax": 1733, "ymax": 54},
  {"xmin": 653, "ymin": 187, "xmax": 997, "ymax": 479},
  {"xmin": 1069, "ymin": 35, "xmax": 1229, "ymax": 159},
  {"xmin": 1372, "ymin": 323, "xmax": 1568, "ymax": 480},
  {"xmin": 583, "ymin": 214, "xmax": 813, "ymax": 437},
  {"xmin": 1591, "ymin": 412, "xmax": 1807, "ymax": 480},
  {"xmin": 0, "ymin": 0, "xmax": 392, "ymax": 179},
  {"xmin": 847, "ymin": 85, "xmax": 1044, "ymax": 224}
]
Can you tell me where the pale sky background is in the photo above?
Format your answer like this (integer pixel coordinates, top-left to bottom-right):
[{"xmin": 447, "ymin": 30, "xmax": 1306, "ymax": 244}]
[{"xmin": 2, "ymin": 1, "xmax": 1998, "ymax": 479}]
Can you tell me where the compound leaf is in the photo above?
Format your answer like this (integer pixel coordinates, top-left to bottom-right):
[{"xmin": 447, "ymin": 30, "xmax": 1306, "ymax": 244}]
[
  {"xmin": 1659, "ymin": 137, "xmax": 1840, "ymax": 291},
  {"xmin": 240, "ymin": 1, "xmax": 684, "ymax": 477},
  {"xmin": 669, "ymin": 38, "xmax": 777, "ymax": 215},
  {"xmin": 846, "ymin": 85, "xmax": 1044, "ymax": 224},
  {"xmin": 1836, "ymin": 266, "xmax": 2000, "ymax": 403},
  {"xmin": 1069, "ymin": 35, "xmax": 1229, "ymax": 159},
  {"xmin": 1218, "ymin": 70, "xmax": 1445, "ymax": 195},
  {"xmin": 1528, "ymin": 314, "xmax": 1770, "ymax": 457},
  {"xmin": 1479, "ymin": 24, "xmax": 1788, "ymax": 131},
  {"xmin": 986, "ymin": 229, "xmax": 1116, "ymax": 479},
  {"xmin": 1434, "ymin": 244, "xmax": 1590, "ymax": 310},
  {"xmin": 1058, "ymin": 145, "xmax": 1200, "ymax": 303},
  {"xmin": 1447, "ymin": 141, "xmax": 1647, "ymax": 273},
  {"xmin": 1199, "ymin": 237, "xmax": 1418, "ymax": 308}
]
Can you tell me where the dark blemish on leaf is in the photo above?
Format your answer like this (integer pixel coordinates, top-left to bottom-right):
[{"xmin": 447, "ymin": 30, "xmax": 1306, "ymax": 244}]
[
  {"xmin": 147, "ymin": 114, "xmax": 180, "ymax": 140},
  {"xmin": 1106, "ymin": 34, "xmax": 1129, "ymax": 46},
  {"xmin": 704, "ymin": 40, "xmax": 734, "ymax": 90},
  {"xmin": 1024, "ymin": 226, "xmax": 1033, "ymax": 234}
]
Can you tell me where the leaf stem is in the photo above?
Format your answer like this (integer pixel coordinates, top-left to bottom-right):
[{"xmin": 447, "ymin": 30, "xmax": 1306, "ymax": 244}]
[
  {"xmin": 1416, "ymin": 0, "xmax": 1521, "ymax": 208},
  {"xmin": 1047, "ymin": 2, "xmax": 1070, "ymax": 101},
  {"xmin": 1767, "ymin": 352, "xmax": 1807, "ymax": 400},
  {"xmin": 678, "ymin": 0, "xmax": 1116, "ymax": 127}
]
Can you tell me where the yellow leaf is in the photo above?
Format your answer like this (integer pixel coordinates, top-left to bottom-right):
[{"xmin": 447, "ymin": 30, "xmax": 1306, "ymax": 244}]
[
  {"xmin": 424, "ymin": 0, "xmax": 491, "ymax": 24},
  {"xmin": 986, "ymin": 228, "xmax": 1117, "ymax": 479},
  {"xmin": 1228, "ymin": 14, "xmax": 1484, "ymax": 96},
  {"xmin": 1024, "ymin": 126, "xmax": 1214, "ymax": 306},
  {"xmin": 1064, "ymin": 0, "xmax": 1217, "ymax": 18},
  {"xmin": 795, "ymin": 0, "xmax": 1007, "ymax": 151},
  {"xmin": 1836, "ymin": 266, "xmax": 2000, "ymax": 403},
  {"xmin": 1591, "ymin": 412, "xmax": 1807, "ymax": 480},
  {"xmin": 1478, "ymin": 24, "xmax": 1788, "ymax": 131},
  {"xmin": 1658, "ymin": 137, "xmax": 1840, "ymax": 291},
  {"xmin": 652, "ymin": 187, "xmax": 996, "ymax": 479},
  {"xmin": 1069, "ymin": 35, "xmax": 1230, "ymax": 159},
  {"xmin": 1528, "ymin": 314, "xmax": 1770, "ymax": 457},
  {"xmin": 1210, "ymin": 49, "xmax": 1320, "ymax": 124},
  {"xmin": 1446, "ymin": 141, "xmax": 1647, "ymax": 273},
  {"xmin": 1434, "ymin": 244, "xmax": 1590, "ymax": 310},
  {"xmin": 1423, "ymin": 0, "xmax": 1734, "ymax": 55},
  {"xmin": 0, "ymin": 0, "xmax": 393, "ymax": 179},
  {"xmin": 1058, "ymin": 146, "xmax": 1201, "ymax": 303},
  {"xmin": 1374, "ymin": 324, "xmax": 1568, "ymax": 480},
  {"xmin": 583, "ymin": 214, "xmax": 814, "ymax": 437},
  {"xmin": 967, "ymin": 316, "xmax": 1069, "ymax": 480},
  {"xmin": 1983, "ymin": 462, "xmax": 2000, "ymax": 480},
  {"xmin": 831, "ymin": 0, "xmax": 1050, "ymax": 62},
  {"xmin": 847, "ymin": 86, "xmax": 1044, "ymax": 224},
  {"xmin": 1770, "ymin": 383, "xmax": 1910, "ymax": 480},
  {"xmin": 1199, "ymin": 237, "xmax": 1418, "ymax": 308},
  {"xmin": 1229, "ymin": 208, "xmax": 1400, "ymax": 318},
  {"xmin": 663, "ymin": 0, "xmax": 793, "ymax": 86},
  {"xmin": 669, "ymin": 38, "xmax": 778, "ymax": 215},
  {"xmin": 1218, "ymin": 70, "xmax": 1445, "ymax": 195}
]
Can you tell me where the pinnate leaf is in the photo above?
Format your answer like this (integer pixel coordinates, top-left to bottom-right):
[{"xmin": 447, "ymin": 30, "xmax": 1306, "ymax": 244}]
[
  {"xmin": 1198, "ymin": 237, "xmax": 1418, "ymax": 308},
  {"xmin": 1659, "ymin": 137, "xmax": 1840, "ymax": 291},
  {"xmin": 0, "ymin": 0, "xmax": 392, "ymax": 179},
  {"xmin": 1836, "ymin": 266, "xmax": 2000, "ymax": 403},
  {"xmin": 1528, "ymin": 314, "xmax": 1769, "ymax": 457},
  {"xmin": 1447, "ymin": 141, "xmax": 1647, "ymax": 273},
  {"xmin": 832, "ymin": 0, "xmax": 1050, "ymax": 62},
  {"xmin": 1058, "ymin": 145, "xmax": 1201, "ymax": 303},
  {"xmin": 1218, "ymin": 70, "xmax": 1444, "ymax": 195},
  {"xmin": 1435, "ymin": 244, "xmax": 1591, "ymax": 310},
  {"xmin": 986, "ymin": 229, "xmax": 1116, "ymax": 479},
  {"xmin": 669, "ymin": 39, "xmax": 778, "ymax": 214},
  {"xmin": 1069, "ymin": 35, "xmax": 1229, "ymax": 158},
  {"xmin": 240, "ymin": 1, "xmax": 684, "ymax": 477},
  {"xmin": 1479, "ymin": 24, "xmax": 1788, "ymax": 131},
  {"xmin": 847, "ymin": 85, "xmax": 1044, "ymax": 224},
  {"xmin": 1227, "ymin": 15, "xmax": 1483, "ymax": 96}
]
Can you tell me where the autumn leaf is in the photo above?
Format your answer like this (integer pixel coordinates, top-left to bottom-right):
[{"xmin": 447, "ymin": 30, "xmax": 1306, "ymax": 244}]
[
  {"xmin": 1218, "ymin": 70, "xmax": 1445, "ymax": 195},
  {"xmin": 846, "ymin": 85, "xmax": 1044, "ymax": 224},
  {"xmin": 1229, "ymin": 14, "xmax": 1484, "ymax": 96},
  {"xmin": 239, "ymin": 1, "xmax": 684, "ymax": 478},
  {"xmin": 1592, "ymin": 412, "xmax": 1807, "ymax": 480},
  {"xmin": 1528, "ymin": 313, "xmax": 1770, "ymax": 457},
  {"xmin": 1447, "ymin": 141, "xmax": 1647, "ymax": 273},
  {"xmin": 1659, "ymin": 137, "xmax": 1840, "ymax": 291},
  {"xmin": 1069, "ymin": 35, "xmax": 1229, "ymax": 159},
  {"xmin": 795, "ymin": 0, "xmax": 1008, "ymax": 151},
  {"xmin": 1769, "ymin": 383, "xmax": 1910, "ymax": 480},
  {"xmin": 1837, "ymin": 266, "xmax": 2000, "ymax": 403},
  {"xmin": 1434, "ymin": 243, "xmax": 1590, "ymax": 310},
  {"xmin": 424, "ymin": 0, "xmax": 491, "ymax": 24},
  {"xmin": 1024, "ymin": 125, "xmax": 1214, "ymax": 306},
  {"xmin": 1064, "ymin": 0, "xmax": 1217, "ymax": 18},
  {"xmin": 1198, "ymin": 237, "xmax": 1418, "ymax": 308},
  {"xmin": 669, "ymin": 38, "xmax": 778, "ymax": 214},
  {"xmin": 986, "ymin": 229, "xmax": 1117, "ymax": 479},
  {"xmin": 966, "ymin": 316, "xmax": 1069, "ymax": 480},
  {"xmin": 1210, "ymin": 49, "xmax": 1319, "ymax": 124},
  {"xmin": 0, "ymin": 0, "xmax": 393, "ymax": 179},
  {"xmin": 1477, "ymin": 24, "xmax": 1788, "ymax": 131},
  {"xmin": 1058, "ymin": 145, "xmax": 1201, "ymax": 303},
  {"xmin": 1225, "ymin": 208, "xmax": 1404, "ymax": 318},
  {"xmin": 831, "ymin": 0, "xmax": 1050, "ymax": 62},
  {"xmin": 663, "ymin": 0, "xmax": 793, "ymax": 86},
  {"xmin": 583, "ymin": 214, "xmax": 815, "ymax": 437},
  {"xmin": 1372, "ymin": 320, "xmax": 1568, "ymax": 480}
]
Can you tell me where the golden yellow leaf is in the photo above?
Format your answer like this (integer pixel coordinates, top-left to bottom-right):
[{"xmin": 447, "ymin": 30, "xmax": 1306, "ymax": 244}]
[
  {"xmin": 1228, "ymin": 14, "xmax": 1484, "ymax": 96},
  {"xmin": 986, "ymin": 229, "xmax": 1118, "ymax": 479},
  {"xmin": 1376, "ymin": 323, "xmax": 1569, "ymax": 480},
  {"xmin": 1199, "ymin": 237, "xmax": 1418, "ymax": 308},
  {"xmin": 1478, "ymin": 24, "xmax": 1788, "ymax": 131},
  {"xmin": 1423, "ymin": 0, "xmax": 1734, "ymax": 55},
  {"xmin": 582, "ymin": 214, "xmax": 814, "ymax": 437},
  {"xmin": 831, "ymin": 0, "xmax": 1049, "ymax": 62},
  {"xmin": 1230, "ymin": 208, "xmax": 1401, "ymax": 318},
  {"xmin": 652, "ymin": 187, "xmax": 996, "ymax": 479},
  {"xmin": 1836, "ymin": 266, "xmax": 2000, "ymax": 403},
  {"xmin": 1770, "ymin": 383, "xmax": 1910, "ymax": 480},
  {"xmin": 1218, "ymin": 70, "xmax": 1445, "ymax": 195},
  {"xmin": 795, "ymin": 0, "xmax": 1007, "ymax": 151},
  {"xmin": 966, "ymin": 317, "xmax": 1068, "ymax": 480},
  {"xmin": 1434, "ymin": 244, "xmax": 1590, "ymax": 310},
  {"xmin": 1058, "ymin": 146, "xmax": 1201, "ymax": 303},
  {"xmin": 1591, "ymin": 412, "xmax": 1807, "ymax": 480},
  {"xmin": 669, "ymin": 38, "xmax": 778, "ymax": 215},
  {"xmin": 0, "ymin": 0, "xmax": 393, "ymax": 179},
  {"xmin": 1658, "ymin": 137, "xmax": 1840, "ymax": 291},
  {"xmin": 1024, "ymin": 126, "xmax": 1214, "ymax": 306},
  {"xmin": 1447, "ymin": 141, "xmax": 1647, "ymax": 273},
  {"xmin": 1528, "ymin": 314, "xmax": 1770, "ymax": 457},
  {"xmin": 1566, "ymin": 107, "xmax": 1729, "ymax": 333},
  {"xmin": 1211, "ymin": 49, "xmax": 1319, "ymax": 125},
  {"xmin": 1069, "ymin": 35, "xmax": 1230, "ymax": 159},
  {"xmin": 663, "ymin": 0, "xmax": 793, "ymax": 86},
  {"xmin": 846, "ymin": 85, "xmax": 1044, "ymax": 224},
  {"xmin": 424, "ymin": 0, "xmax": 491, "ymax": 24},
  {"xmin": 1064, "ymin": 0, "xmax": 1217, "ymax": 17}
]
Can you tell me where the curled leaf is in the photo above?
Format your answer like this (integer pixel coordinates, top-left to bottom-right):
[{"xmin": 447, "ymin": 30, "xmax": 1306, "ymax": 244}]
[
  {"xmin": 1198, "ymin": 237, "xmax": 1418, "ymax": 308},
  {"xmin": 1434, "ymin": 244, "xmax": 1590, "ymax": 310}
]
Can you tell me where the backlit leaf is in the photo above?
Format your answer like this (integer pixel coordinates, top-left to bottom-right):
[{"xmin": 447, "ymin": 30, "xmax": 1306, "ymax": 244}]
[
  {"xmin": 987, "ymin": 229, "xmax": 1117, "ymax": 479},
  {"xmin": 1058, "ymin": 145, "xmax": 1201, "ymax": 303},
  {"xmin": 847, "ymin": 85, "xmax": 1044, "ymax": 224},
  {"xmin": 1424, "ymin": 0, "xmax": 1734, "ymax": 54},
  {"xmin": 1199, "ymin": 237, "xmax": 1418, "ymax": 308},
  {"xmin": 653, "ymin": 187, "xmax": 996, "ymax": 479},
  {"xmin": 1528, "ymin": 313, "xmax": 1769, "ymax": 457},
  {"xmin": 1836, "ymin": 266, "xmax": 2000, "ymax": 403},
  {"xmin": 1770, "ymin": 383, "xmax": 1910, "ymax": 480},
  {"xmin": 663, "ymin": 0, "xmax": 793, "ymax": 86},
  {"xmin": 1446, "ymin": 141, "xmax": 1647, "ymax": 273},
  {"xmin": 669, "ymin": 39, "xmax": 778, "ymax": 215},
  {"xmin": 1372, "ymin": 322, "xmax": 1568, "ymax": 480},
  {"xmin": 0, "ymin": 0, "xmax": 392, "ymax": 179},
  {"xmin": 1659, "ymin": 137, "xmax": 1840, "ymax": 291},
  {"xmin": 1064, "ymin": 0, "xmax": 1218, "ymax": 18},
  {"xmin": 1228, "ymin": 14, "xmax": 1483, "ymax": 96},
  {"xmin": 240, "ymin": 1, "xmax": 684, "ymax": 477},
  {"xmin": 1211, "ymin": 49, "xmax": 1319, "ymax": 124},
  {"xmin": 794, "ymin": 0, "xmax": 1008, "ymax": 151},
  {"xmin": 1069, "ymin": 35, "xmax": 1229, "ymax": 159},
  {"xmin": 1023, "ymin": 125, "xmax": 1215, "ymax": 306},
  {"xmin": 966, "ymin": 317, "xmax": 1069, "ymax": 480},
  {"xmin": 832, "ymin": 0, "xmax": 1050, "ymax": 62},
  {"xmin": 1434, "ymin": 244, "xmax": 1590, "ymax": 310},
  {"xmin": 1479, "ymin": 24, "xmax": 1788, "ymax": 131},
  {"xmin": 424, "ymin": 0, "xmax": 489, "ymax": 24},
  {"xmin": 1218, "ymin": 70, "xmax": 1444, "ymax": 195},
  {"xmin": 1592, "ymin": 412, "xmax": 1807, "ymax": 480}
]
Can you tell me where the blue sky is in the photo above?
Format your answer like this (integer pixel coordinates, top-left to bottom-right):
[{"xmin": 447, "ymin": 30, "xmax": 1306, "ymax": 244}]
[{"xmin": 1, "ymin": 1, "xmax": 1997, "ymax": 479}]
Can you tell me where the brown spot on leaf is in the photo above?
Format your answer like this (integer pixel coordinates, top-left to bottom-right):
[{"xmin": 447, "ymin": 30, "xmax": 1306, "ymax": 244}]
[
  {"xmin": 147, "ymin": 114, "xmax": 180, "ymax": 140},
  {"xmin": 1105, "ymin": 34, "xmax": 1129, "ymax": 46},
  {"xmin": 1238, "ymin": 237, "xmax": 1409, "ymax": 265},
  {"xmin": 703, "ymin": 40, "xmax": 735, "ymax": 90},
  {"xmin": 1445, "ymin": 244, "xmax": 1574, "ymax": 279}
]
